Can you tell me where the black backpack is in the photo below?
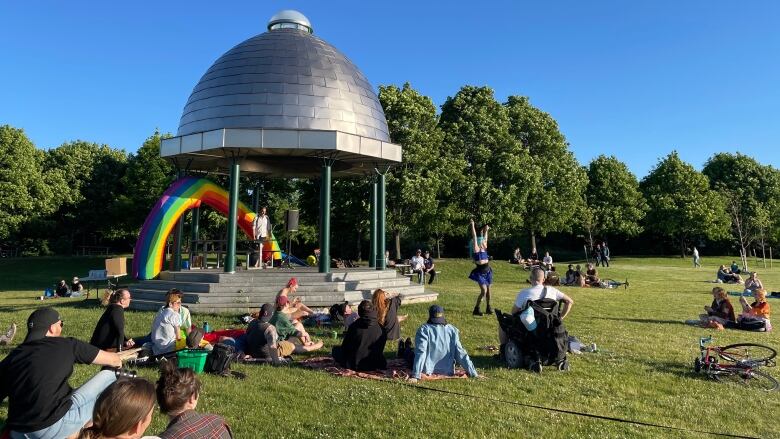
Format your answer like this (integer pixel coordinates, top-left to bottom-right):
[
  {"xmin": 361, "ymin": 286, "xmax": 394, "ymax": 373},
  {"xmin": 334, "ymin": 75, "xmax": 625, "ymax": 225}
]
[
  {"xmin": 526, "ymin": 290, "xmax": 569, "ymax": 365},
  {"xmin": 204, "ymin": 342, "xmax": 236, "ymax": 376}
]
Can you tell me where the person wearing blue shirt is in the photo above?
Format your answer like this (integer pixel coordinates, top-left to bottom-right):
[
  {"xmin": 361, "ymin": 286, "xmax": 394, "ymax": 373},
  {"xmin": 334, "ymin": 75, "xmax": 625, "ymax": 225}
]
[{"xmin": 409, "ymin": 305, "xmax": 478, "ymax": 382}]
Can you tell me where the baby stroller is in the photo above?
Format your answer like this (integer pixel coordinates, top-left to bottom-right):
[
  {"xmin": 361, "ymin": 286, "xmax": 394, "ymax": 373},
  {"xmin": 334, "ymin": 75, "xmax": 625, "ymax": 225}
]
[{"xmin": 495, "ymin": 297, "xmax": 569, "ymax": 372}]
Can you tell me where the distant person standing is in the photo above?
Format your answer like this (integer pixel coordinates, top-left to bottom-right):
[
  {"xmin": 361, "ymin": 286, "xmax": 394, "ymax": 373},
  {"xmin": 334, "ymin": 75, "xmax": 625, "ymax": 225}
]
[
  {"xmin": 693, "ymin": 247, "xmax": 701, "ymax": 268},
  {"xmin": 253, "ymin": 206, "xmax": 271, "ymax": 242},
  {"xmin": 601, "ymin": 243, "xmax": 610, "ymax": 267},
  {"xmin": 594, "ymin": 244, "xmax": 603, "ymax": 266}
]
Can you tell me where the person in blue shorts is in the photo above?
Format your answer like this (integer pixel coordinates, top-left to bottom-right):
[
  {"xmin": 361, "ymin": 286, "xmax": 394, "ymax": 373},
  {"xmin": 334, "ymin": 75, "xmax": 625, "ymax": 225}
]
[{"xmin": 468, "ymin": 219, "xmax": 492, "ymax": 316}]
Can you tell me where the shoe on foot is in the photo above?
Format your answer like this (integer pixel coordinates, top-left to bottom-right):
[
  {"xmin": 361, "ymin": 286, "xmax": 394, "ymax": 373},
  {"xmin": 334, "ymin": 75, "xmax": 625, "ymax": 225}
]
[
  {"xmin": 485, "ymin": 307, "xmax": 493, "ymax": 315},
  {"xmin": 472, "ymin": 307, "xmax": 483, "ymax": 316}
]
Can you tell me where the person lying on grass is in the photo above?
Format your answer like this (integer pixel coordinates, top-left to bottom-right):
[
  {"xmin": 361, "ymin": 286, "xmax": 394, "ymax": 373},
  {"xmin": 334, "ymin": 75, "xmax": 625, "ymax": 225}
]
[
  {"xmin": 156, "ymin": 361, "xmax": 233, "ymax": 439},
  {"xmin": 269, "ymin": 295, "xmax": 318, "ymax": 347},
  {"xmin": 408, "ymin": 305, "xmax": 479, "ymax": 383},
  {"xmin": 738, "ymin": 288, "xmax": 771, "ymax": 330},
  {"xmin": 699, "ymin": 287, "xmax": 736, "ymax": 326},
  {"xmin": 332, "ymin": 300, "xmax": 387, "ymax": 371},
  {"xmin": 245, "ymin": 303, "xmax": 322, "ymax": 364},
  {"xmin": 277, "ymin": 277, "xmax": 314, "ymax": 322}
]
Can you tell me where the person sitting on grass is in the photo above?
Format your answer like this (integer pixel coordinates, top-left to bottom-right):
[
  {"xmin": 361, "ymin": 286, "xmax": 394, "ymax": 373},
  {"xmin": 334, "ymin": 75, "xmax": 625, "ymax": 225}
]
[
  {"xmin": 700, "ymin": 287, "xmax": 736, "ymax": 326},
  {"xmin": 245, "ymin": 303, "xmax": 322, "ymax": 364},
  {"xmin": 541, "ymin": 252, "xmax": 553, "ymax": 270},
  {"xmin": 90, "ymin": 288, "xmax": 136, "ymax": 351},
  {"xmin": 0, "ymin": 307, "xmax": 122, "ymax": 439},
  {"xmin": 408, "ymin": 305, "xmax": 479, "ymax": 383},
  {"xmin": 544, "ymin": 268, "xmax": 561, "ymax": 286},
  {"xmin": 717, "ymin": 265, "xmax": 743, "ymax": 284},
  {"xmin": 151, "ymin": 291, "xmax": 184, "ymax": 356},
  {"xmin": 744, "ymin": 272, "xmax": 764, "ymax": 293},
  {"xmin": 738, "ymin": 288, "xmax": 771, "ymax": 330},
  {"xmin": 372, "ymin": 289, "xmax": 407, "ymax": 342},
  {"xmin": 277, "ymin": 278, "xmax": 314, "ymax": 321},
  {"xmin": 562, "ymin": 264, "xmax": 576, "ymax": 286},
  {"xmin": 730, "ymin": 260, "xmax": 741, "ymax": 274},
  {"xmin": 584, "ymin": 263, "xmax": 600, "ymax": 287},
  {"xmin": 270, "ymin": 295, "xmax": 317, "ymax": 346},
  {"xmin": 71, "ymin": 277, "xmax": 85, "ymax": 297},
  {"xmin": 332, "ymin": 300, "xmax": 388, "ymax": 371},
  {"xmin": 156, "ymin": 361, "xmax": 233, "ymax": 439},
  {"xmin": 77, "ymin": 377, "xmax": 158, "ymax": 439},
  {"xmin": 510, "ymin": 248, "xmax": 522, "ymax": 265},
  {"xmin": 56, "ymin": 280, "xmax": 70, "ymax": 297}
]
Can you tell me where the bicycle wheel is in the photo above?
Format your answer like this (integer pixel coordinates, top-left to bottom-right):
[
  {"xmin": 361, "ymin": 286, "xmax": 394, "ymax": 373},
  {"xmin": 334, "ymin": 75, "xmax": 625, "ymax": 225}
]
[
  {"xmin": 713, "ymin": 368, "xmax": 779, "ymax": 392},
  {"xmin": 719, "ymin": 343, "xmax": 777, "ymax": 364}
]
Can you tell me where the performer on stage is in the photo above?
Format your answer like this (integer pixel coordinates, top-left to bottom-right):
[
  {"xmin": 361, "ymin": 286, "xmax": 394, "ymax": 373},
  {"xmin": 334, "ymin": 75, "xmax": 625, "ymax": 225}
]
[
  {"xmin": 253, "ymin": 206, "xmax": 271, "ymax": 241},
  {"xmin": 468, "ymin": 219, "xmax": 492, "ymax": 316}
]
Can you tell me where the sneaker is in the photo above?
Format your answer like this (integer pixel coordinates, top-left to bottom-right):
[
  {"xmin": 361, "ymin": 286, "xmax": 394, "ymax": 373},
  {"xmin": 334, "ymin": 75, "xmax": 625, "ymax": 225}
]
[
  {"xmin": 485, "ymin": 307, "xmax": 493, "ymax": 315},
  {"xmin": 530, "ymin": 361, "xmax": 542, "ymax": 373},
  {"xmin": 0, "ymin": 323, "xmax": 16, "ymax": 345},
  {"xmin": 472, "ymin": 307, "xmax": 483, "ymax": 316},
  {"xmin": 557, "ymin": 359, "xmax": 570, "ymax": 371}
]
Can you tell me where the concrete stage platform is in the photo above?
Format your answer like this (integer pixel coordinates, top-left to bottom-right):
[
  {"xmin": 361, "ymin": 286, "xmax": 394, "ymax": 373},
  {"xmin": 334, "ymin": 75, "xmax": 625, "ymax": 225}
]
[{"xmin": 128, "ymin": 267, "xmax": 438, "ymax": 314}]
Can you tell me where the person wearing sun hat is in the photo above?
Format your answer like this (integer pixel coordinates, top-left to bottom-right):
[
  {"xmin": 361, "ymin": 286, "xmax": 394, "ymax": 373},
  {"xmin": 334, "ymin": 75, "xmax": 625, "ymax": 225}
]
[
  {"xmin": 0, "ymin": 307, "xmax": 123, "ymax": 439},
  {"xmin": 409, "ymin": 305, "xmax": 478, "ymax": 383}
]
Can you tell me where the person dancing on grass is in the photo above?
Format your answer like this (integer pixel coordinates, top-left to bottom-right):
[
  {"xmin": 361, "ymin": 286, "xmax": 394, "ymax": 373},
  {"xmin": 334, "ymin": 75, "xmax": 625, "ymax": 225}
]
[{"xmin": 468, "ymin": 219, "xmax": 493, "ymax": 316}]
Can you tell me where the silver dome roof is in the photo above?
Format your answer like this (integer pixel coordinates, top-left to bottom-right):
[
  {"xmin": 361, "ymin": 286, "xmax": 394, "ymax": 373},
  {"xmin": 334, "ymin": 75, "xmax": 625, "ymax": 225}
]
[
  {"xmin": 176, "ymin": 20, "xmax": 390, "ymax": 142},
  {"xmin": 267, "ymin": 9, "xmax": 312, "ymax": 33}
]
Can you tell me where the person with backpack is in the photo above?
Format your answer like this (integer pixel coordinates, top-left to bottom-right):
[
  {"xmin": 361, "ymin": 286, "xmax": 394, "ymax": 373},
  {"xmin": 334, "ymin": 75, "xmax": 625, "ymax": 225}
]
[{"xmin": 499, "ymin": 268, "xmax": 574, "ymax": 346}]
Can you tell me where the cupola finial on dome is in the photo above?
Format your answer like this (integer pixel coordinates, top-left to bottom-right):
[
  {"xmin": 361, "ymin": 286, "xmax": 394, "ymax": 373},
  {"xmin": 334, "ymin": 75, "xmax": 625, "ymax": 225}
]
[{"xmin": 267, "ymin": 10, "xmax": 313, "ymax": 33}]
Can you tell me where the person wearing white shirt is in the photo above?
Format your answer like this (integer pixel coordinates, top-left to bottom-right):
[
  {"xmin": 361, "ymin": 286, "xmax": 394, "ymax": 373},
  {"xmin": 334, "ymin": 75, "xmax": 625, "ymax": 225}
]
[
  {"xmin": 410, "ymin": 249, "xmax": 426, "ymax": 285},
  {"xmin": 542, "ymin": 252, "xmax": 553, "ymax": 270},
  {"xmin": 498, "ymin": 268, "xmax": 573, "ymax": 345},
  {"xmin": 252, "ymin": 206, "xmax": 271, "ymax": 241}
]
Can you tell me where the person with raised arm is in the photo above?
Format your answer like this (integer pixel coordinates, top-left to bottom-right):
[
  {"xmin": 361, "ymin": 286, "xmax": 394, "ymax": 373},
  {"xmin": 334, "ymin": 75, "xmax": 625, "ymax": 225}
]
[{"xmin": 468, "ymin": 219, "xmax": 493, "ymax": 316}]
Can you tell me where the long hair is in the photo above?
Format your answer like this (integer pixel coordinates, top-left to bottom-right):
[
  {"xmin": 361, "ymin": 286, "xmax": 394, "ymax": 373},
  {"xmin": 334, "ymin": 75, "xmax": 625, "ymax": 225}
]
[
  {"xmin": 157, "ymin": 359, "xmax": 201, "ymax": 414},
  {"xmin": 372, "ymin": 289, "xmax": 389, "ymax": 326},
  {"xmin": 78, "ymin": 378, "xmax": 156, "ymax": 439},
  {"xmin": 712, "ymin": 287, "xmax": 728, "ymax": 300},
  {"xmin": 101, "ymin": 288, "xmax": 129, "ymax": 307}
]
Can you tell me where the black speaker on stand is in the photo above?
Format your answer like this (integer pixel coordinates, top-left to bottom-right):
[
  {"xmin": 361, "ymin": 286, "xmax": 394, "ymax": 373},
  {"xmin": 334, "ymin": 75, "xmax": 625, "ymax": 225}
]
[{"xmin": 284, "ymin": 210, "xmax": 299, "ymax": 269}]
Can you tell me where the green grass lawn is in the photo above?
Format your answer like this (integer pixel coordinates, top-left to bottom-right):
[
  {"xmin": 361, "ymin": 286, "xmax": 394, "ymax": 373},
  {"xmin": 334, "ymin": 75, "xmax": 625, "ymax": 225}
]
[{"xmin": 1, "ymin": 255, "xmax": 779, "ymax": 438}]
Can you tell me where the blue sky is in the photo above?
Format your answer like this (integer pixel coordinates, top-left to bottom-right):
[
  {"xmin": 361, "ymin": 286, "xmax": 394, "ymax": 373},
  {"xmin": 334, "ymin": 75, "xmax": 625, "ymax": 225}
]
[{"xmin": 1, "ymin": 1, "xmax": 778, "ymax": 178}]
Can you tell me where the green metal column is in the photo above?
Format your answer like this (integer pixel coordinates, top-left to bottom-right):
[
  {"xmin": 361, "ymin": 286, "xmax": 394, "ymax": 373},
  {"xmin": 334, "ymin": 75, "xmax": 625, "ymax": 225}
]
[
  {"xmin": 369, "ymin": 177, "xmax": 377, "ymax": 268},
  {"xmin": 173, "ymin": 172, "xmax": 185, "ymax": 271},
  {"xmin": 190, "ymin": 207, "xmax": 200, "ymax": 267},
  {"xmin": 376, "ymin": 172, "xmax": 386, "ymax": 270},
  {"xmin": 225, "ymin": 159, "xmax": 240, "ymax": 273},
  {"xmin": 319, "ymin": 163, "xmax": 332, "ymax": 273}
]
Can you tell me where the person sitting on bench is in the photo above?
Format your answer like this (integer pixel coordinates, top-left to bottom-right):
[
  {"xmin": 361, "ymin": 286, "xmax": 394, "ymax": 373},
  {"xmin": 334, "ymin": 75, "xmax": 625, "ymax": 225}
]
[
  {"xmin": 246, "ymin": 303, "xmax": 322, "ymax": 364},
  {"xmin": 409, "ymin": 305, "xmax": 479, "ymax": 383},
  {"xmin": 410, "ymin": 249, "xmax": 426, "ymax": 284},
  {"xmin": 0, "ymin": 307, "xmax": 122, "ymax": 439},
  {"xmin": 332, "ymin": 300, "xmax": 387, "ymax": 371}
]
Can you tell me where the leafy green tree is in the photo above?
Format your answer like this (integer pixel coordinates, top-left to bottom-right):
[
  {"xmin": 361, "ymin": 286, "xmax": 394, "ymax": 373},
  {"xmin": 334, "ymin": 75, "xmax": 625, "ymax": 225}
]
[
  {"xmin": 702, "ymin": 153, "xmax": 780, "ymax": 268},
  {"xmin": 640, "ymin": 152, "xmax": 729, "ymax": 257},
  {"xmin": 439, "ymin": 86, "xmax": 539, "ymax": 237},
  {"xmin": 113, "ymin": 131, "xmax": 175, "ymax": 239},
  {"xmin": 505, "ymin": 96, "xmax": 587, "ymax": 250},
  {"xmin": 0, "ymin": 125, "xmax": 63, "ymax": 241},
  {"xmin": 584, "ymin": 155, "xmax": 648, "ymax": 246},
  {"xmin": 379, "ymin": 83, "xmax": 448, "ymax": 258}
]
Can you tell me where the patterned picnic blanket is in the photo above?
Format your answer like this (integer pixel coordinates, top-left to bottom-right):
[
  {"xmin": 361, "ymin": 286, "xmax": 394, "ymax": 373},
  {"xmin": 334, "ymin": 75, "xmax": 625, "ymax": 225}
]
[{"xmin": 297, "ymin": 356, "xmax": 469, "ymax": 381}]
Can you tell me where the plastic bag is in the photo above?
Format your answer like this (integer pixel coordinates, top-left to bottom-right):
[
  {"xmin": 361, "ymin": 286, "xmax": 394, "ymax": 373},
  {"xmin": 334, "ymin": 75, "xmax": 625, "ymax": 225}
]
[{"xmin": 519, "ymin": 305, "xmax": 537, "ymax": 331}]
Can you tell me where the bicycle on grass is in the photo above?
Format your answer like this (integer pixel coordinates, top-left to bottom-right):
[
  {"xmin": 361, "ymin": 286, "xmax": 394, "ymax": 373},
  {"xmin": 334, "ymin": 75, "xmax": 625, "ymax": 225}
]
[{"xmin": 694, "ymin": 336, "xmax": 778, "ymax": 391}]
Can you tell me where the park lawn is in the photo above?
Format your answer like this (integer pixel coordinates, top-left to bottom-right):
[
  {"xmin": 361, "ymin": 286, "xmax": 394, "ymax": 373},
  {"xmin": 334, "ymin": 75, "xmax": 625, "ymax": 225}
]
[{"xmin": 0, "ymin": 256, "xmax": 779, "ymax": 438}]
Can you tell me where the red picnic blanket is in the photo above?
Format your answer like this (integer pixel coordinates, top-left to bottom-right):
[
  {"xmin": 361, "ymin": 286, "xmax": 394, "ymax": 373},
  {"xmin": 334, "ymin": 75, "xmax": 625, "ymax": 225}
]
[{"xmin": 298, "ymin": 357, "xmax": 469, "ymax": 381}]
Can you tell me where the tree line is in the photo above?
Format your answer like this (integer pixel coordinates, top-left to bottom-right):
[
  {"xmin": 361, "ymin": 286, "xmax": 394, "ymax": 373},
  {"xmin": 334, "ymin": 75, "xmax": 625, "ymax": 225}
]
[{"xmin": 2, "ymin": 83, "xmax": 779, "ymax": 264}]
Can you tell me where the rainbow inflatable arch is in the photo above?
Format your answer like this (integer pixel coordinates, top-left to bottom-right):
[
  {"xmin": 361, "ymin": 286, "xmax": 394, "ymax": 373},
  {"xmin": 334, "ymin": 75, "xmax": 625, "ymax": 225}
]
[{"xmin": 133, "ymin": 177, "xmax": 280, "ymax": 280}]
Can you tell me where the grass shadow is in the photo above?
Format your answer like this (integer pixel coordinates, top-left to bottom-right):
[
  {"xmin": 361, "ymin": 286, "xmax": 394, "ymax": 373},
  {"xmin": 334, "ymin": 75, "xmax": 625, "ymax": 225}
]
[{"xmin": 594, "ymin": 317, "xmax": 688, "ymax": 326}]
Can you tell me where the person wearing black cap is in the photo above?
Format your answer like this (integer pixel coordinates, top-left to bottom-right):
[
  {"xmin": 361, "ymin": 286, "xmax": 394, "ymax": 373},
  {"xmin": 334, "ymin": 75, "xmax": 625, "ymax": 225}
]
[
  {"xmin": 409, "ymin": 305, "xmax": 478, "ymax": 383},
  {"xmin": 0, "ymin": 307, "xmax": 122, "ymax": 439},
  {"xmin": 245, "ymin": 303, "xmax": 323, "ymax": 364},
  {"xmin": 332, "ymin": 300, "xmax": 387, "ymax": 371}
]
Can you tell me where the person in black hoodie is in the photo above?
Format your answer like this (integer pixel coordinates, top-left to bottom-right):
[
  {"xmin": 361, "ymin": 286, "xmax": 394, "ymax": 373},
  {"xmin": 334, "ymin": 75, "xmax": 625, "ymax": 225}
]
[
  {"xmin": 90, "ymin": 288, "xmax": 135, "ymax": 350},
  {"xmin": 332, "ymin": 300, "xmax": 387, "ymax": 371}
]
